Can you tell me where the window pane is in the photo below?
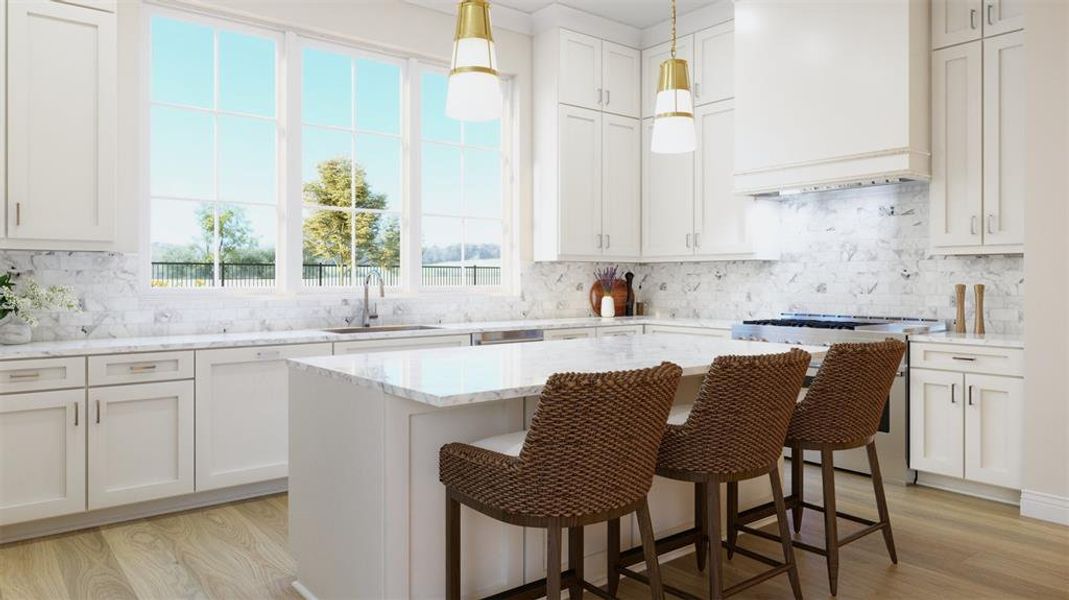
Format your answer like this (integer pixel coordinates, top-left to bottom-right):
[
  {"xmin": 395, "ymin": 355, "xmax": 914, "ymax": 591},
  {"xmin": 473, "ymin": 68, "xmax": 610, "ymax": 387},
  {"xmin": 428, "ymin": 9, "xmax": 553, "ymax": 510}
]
[
  {"xmin": 217, "ymin": 203, "xmax": 277, "ymax": 287},
  {"xmin": 150, "ymin": 199, "xmax": 214, "ymax": 288},
  {"xmin": 302, "ymin": 207, "xmax": 352, "ymax": 286},
  {"xmin": 355, "ymin": 135, "xmax": 401, "ymax": 212},
  {"xmin": 219, "ymin": 115, "xmax": 276, "ymax": 204},
  {"xmin": 465, "ymin": 219, "xmax": 503, "ymax": 286},
  {"xmin": 420, "ymin": 71, "xmax": 461, "ymax": 143},
  {"xmin": 355, "ymin": 212, "xmax": 401, "ymax": 277},
  {"xmin": 303, "ymin": 127, "xmax": 352, "ymax": 207},
  {"xmin": 463, "ymin": 149, "xmax": 502, "ymax": 219},
  {"xmin": 422, "ymin": 143, "xmax": 462, "ymax": 215},
  {"xmin": 151, "ymin": 16, "xmax": 213, "ymax": 108},
  {"xmin": 151, "ymin": 106, "xmax": 213, "ymax": 200},
  {"xmin": 422, "ymin": 216, "xmax": 463, "ymax": 286},
  {"xmin": 302, "ymin": 48, "xmax": 352, "ymax": 128},
  {"xmin": 219, "ymin": 31, "xmax": 276, "ymax": 116},
  {"xmin": 465, "ymin": 120, "xmax": 500, "ymax": 148},
  {"xmin": 356, "ymin": 58, "xmax": 400, "ymax": 135}
]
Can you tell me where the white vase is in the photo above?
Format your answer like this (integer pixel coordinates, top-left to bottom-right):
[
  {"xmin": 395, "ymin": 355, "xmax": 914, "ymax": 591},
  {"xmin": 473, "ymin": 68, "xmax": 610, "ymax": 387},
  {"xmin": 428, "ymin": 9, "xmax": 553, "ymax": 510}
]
[
  {"xmin": 0, "ymin": 314, "xmax": 32, "ymax": 345},
  {"xmin": 600, "ymin": 294, "xmax": 615, "ymax": 319}
]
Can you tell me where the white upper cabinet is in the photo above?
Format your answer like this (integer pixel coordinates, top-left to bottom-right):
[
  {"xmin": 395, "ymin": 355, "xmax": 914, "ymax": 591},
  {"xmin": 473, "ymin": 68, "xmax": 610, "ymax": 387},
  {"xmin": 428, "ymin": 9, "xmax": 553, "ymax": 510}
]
[
  {"xmin": 601, "ymin": 41, "xmax": 641, "ymax": 118},
  {"xmin": 641, "ymin": 119, "xmax": 694, "ymax": 258},
  {"xmin": 557, "ymin": 106, "xmax": 603, "ymax": 257},
  {"xmin": 932, "ymin": 0, "xmax": 984, "ymax": 49},
  {"xmin": 982, "ymin": 0, "xmax": 1025, "ymax": 38},
  {"xmin": 930, "ymin": 42, "xmax": 983, "ymax": 249},
  {"xmin": 982, "ymin": 31, "xmax": 1025, "ymax": 248},
  {"xmin": 558, "ymin": 30, "xmax": 602, "ymax": 111},
  {"xmin": 641, "ymin": 36, "xmax": 693, "ymax": 119},
  {"xmin": 601, "ymin": 114, "xmax": 641, "ymax": 257},
  {"xmin": 693, "ymin": 21, "xmax": 733, "ymax": 106},
  {"xmin": 6, "ymin": 0, "xmax": 116, "ymax": 243}
]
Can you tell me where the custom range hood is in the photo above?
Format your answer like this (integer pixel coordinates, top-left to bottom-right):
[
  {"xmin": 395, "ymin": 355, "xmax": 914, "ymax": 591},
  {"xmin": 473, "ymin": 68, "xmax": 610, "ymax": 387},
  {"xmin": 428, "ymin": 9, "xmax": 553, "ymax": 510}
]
[{"xmin": 733, "ymin": 0, "xmax": 930, "ymax": 196}]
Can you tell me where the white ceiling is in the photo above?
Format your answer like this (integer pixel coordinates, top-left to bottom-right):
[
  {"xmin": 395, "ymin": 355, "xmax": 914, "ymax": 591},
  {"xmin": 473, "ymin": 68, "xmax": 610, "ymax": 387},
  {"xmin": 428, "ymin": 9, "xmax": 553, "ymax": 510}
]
[{"xmin": 422, "ymin": 0, "xmax": 711, "ymax": 29}]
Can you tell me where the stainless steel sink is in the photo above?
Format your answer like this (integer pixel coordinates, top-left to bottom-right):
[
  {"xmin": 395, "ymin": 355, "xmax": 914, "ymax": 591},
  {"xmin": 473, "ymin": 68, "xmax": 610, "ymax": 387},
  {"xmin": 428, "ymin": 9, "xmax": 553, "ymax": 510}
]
[{"xmin": 322, "ymin": 325, "xmax": 441, "ymax": 334}]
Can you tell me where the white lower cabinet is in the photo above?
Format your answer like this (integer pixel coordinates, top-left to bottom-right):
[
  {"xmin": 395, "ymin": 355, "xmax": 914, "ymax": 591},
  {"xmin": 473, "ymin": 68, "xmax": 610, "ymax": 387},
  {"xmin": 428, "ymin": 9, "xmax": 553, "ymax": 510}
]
[
  {"xmin": 87, "ymin": 381, "xmax": 193, "ymax": 509},
  {"xmin": 0, "ymin": 389, "xmax": 85, "ymax": 525},
  {"xmin": 596, "ymin": 325, "xmax": 644, "ymax": 337},
  {"xmin": 334, "ymin": 334, "xmax": 470, "ymax": 355},
  {"xmin": 543, "ymin": 327, "xmax": 597, "ymax": 341},
  {"xmin": 644, "ymin": 324, "xmax": 731, "ymax": 338},
  {"xmin": 195, "ymin": 343, "xmax": 332, "ymax": 491},
  {"xmin": 909, "ymin": 363, "xmax": 1023, "ymax": 489}
]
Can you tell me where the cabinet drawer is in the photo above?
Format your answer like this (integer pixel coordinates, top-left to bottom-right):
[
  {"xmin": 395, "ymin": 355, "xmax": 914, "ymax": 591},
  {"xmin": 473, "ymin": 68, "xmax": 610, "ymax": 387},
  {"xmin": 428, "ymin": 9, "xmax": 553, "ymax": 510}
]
[
  {"xmin": 644, "ymin": 325, "xmax": 731, "ymax": 338},
  {"xmin": 88, "ymin": 351, "xmax": 194, "ymax": 386},
  {"xmin": 0, "ymin": 357, "xmax": 86, "ymax": 394},
  {"xmin": 334, "ymin": 335, "xmax": 470, "ymax": 355},
  {"xmin": 910, "ymin": 343, "xmax": 1023, "ymax": 377},
  {"xmin": 597, "ymin": 325, "xmax": 645, "ymax": 337}
]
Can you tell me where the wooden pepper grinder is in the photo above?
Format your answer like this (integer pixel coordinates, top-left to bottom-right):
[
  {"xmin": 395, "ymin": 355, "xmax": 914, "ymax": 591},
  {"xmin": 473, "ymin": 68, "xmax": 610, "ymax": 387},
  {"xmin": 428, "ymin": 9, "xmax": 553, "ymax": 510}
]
[
  {"xmin": 623, "ymin": 272, "xmax": 636, "ymax": 317},
  {"xmin": 954, "ymin": 283, "xmax": 967, "ymax": 333},
  {"xmin": 974, "ymin": 284, "xmax": 986, "ymax": 335}
]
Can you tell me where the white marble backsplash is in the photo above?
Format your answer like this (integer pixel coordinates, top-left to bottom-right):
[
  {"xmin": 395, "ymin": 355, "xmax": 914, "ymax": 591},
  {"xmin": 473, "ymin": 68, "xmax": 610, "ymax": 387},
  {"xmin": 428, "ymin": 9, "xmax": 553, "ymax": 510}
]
[
  {"xmin": 2, "ymin": 182, "xmax": 1024, "ymax": 342},
  {"xmin": 632, "ymin": 182, "xmax": 1024, "ymax": 335}
]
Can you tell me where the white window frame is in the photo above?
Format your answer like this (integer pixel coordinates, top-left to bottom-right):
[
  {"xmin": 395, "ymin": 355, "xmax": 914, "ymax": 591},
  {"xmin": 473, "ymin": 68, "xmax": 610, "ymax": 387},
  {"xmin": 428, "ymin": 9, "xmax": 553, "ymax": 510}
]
[{"xmin": 139, "ymin": 4, "xmax": 517, "ymax": 297}]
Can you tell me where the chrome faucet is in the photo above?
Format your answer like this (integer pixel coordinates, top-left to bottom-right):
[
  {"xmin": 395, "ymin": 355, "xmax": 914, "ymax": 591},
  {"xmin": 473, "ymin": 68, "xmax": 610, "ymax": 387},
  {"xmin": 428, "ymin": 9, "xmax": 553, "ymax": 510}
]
[{"xmin": 362, "ymin": 269, "xmax": 385, "ymax": 327}]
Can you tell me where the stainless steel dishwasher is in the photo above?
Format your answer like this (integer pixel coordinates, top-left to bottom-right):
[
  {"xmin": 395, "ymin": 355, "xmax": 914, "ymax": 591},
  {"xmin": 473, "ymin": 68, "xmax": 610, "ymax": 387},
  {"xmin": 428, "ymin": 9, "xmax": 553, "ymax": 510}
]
[{"xmin": 471, "ymin": 329, "xmax": 545, "ymax": 345}]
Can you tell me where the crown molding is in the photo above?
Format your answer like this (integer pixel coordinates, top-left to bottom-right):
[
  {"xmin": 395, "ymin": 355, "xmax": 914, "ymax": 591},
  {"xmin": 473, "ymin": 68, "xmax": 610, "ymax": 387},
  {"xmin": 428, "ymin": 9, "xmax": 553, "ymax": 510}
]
[{"xmin": 403, "ymin": 0, "xmax": 534, "ymax": 35}]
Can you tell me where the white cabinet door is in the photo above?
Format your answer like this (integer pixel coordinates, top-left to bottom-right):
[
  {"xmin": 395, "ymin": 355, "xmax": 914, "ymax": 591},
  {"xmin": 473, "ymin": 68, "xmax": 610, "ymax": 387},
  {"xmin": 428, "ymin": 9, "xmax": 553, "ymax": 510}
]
[
  {"xmin": 0, "ymin": 389, "xmax": 85, "ymax": 525},
  {"xmin": 601, "ymin": 114, "xmax": 641, "ymax": 258},
  {"xmin": 982, "ymin": 32, "xmax": 1025, "ymax": 248},
  {"xmin": 932, "ymin": 0, "xmax": 983, "ymax": 49},
  {"xmin": 983, "ymin": 0, "xmax": 1024, "ymax": 37},
  {"xmin": 334, "ymin": 334, "xmax": 470, "ymax": 355},
  {"xmin": 641, "ymin": 36, "xmax": 693, "ymax": 118},
  {"xmin": 964, "ymin": 374, "xmax": 1023, "ymax": 489},
  {"xmin": 694, "ymin": 101, "xmax": 752, "ymax": 256},
  {"xmin": 909, "ymin": 369, "xmax": 964, "ymax": 478},
  {"xmin": 930, "ymin": 42, "xmax": 983, "ymax": 249},
  {"xmin": 543, "ymin": 327, "xmax": 596, "ymax": 341},
  {"xmin": 558, "ymin": 105, "xmax": 603, "ymax": 257},
  {"xmin": 642, "ymin": 119, "xmax": 694, "ymax": 258},
  {"xmin": 601, "ymin": 41, "xmax": 640, "ymax": 118},
  {"xmin": 597, "ymin": 325, "xmax": 644, "ymax": 337},
  {"xmin": 7, "ymin": 0, "xmax": 115, "ymax": 242},
  {"xmin": 558, "ymin": 30, "xmax": 601, "ymax": 111},
  {"xmin": 693, "ymin": 21, "xmax": 733, "ymax": 106},
  {"xmin": 195, "ymin": 343, "xmax": 332, "ymax": 491},
  {"xmin": 88, "ymin": 381, "xmax": 194, "ymax": 509}
]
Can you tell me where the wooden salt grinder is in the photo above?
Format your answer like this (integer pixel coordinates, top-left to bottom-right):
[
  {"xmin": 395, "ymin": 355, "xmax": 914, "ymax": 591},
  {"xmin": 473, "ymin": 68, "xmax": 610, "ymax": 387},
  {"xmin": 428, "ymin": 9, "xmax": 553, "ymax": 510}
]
[{"xmin": 954, "ymin": 284, "xmax": 967, "ymax": 334}]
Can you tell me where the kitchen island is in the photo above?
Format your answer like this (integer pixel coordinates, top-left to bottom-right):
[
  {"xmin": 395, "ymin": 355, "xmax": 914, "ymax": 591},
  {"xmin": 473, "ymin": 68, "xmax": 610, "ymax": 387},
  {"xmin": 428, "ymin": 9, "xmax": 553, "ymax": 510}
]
[{"xmin": 287, "ymin": 334, "xmax": 825, "ymax": 600}]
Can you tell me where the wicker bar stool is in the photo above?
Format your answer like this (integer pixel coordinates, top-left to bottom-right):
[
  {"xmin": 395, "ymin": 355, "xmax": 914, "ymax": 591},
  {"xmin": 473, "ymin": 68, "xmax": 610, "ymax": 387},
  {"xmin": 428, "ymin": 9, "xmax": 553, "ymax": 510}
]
[
  {"xmin": 439, "ymin": 362, "xmax": 683, "ymax": 600},
  {"xmin": 609, "ymin": 349, "xmax": 811, "ymax": 600},
  {"xmin": 731, "ymin": 339, "xmax": 907, "ymax": 596}
]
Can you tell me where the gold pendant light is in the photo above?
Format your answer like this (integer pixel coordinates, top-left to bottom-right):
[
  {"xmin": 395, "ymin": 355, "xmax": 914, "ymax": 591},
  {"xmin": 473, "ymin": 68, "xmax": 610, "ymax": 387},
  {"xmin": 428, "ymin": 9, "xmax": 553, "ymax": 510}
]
[
  {"xmin": 446, "ymin": 0, "xmax": 503, "ymax": 122},
  {"xmin": 650, "ymin": 0, "xmax": 695, "ymax": 153}
]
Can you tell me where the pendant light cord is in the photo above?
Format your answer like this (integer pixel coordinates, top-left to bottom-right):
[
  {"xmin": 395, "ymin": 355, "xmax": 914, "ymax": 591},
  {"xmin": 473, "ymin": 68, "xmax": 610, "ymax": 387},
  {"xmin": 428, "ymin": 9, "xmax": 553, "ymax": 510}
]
[{"xmin": 670, "ymin": 0, "xmax": 677, "ymax": 58}]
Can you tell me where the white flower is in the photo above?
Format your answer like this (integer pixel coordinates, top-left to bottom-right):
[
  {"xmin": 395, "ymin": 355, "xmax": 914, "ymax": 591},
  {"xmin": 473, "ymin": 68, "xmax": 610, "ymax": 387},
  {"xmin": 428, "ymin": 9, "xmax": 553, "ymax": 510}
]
[{"xmin": 0, "ymin": 277, "xmax": 81, "ymax": 328}]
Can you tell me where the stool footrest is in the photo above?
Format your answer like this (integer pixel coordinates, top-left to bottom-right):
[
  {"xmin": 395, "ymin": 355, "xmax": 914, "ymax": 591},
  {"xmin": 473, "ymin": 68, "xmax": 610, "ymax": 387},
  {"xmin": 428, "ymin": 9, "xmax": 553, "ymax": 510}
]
[
  {"xmin": 479, "ymin": 569, "xmax": 580, "ymax": 600},
  {"xmin": 618, "ymin": 527, "xmax": 701, "ymax": 568}
]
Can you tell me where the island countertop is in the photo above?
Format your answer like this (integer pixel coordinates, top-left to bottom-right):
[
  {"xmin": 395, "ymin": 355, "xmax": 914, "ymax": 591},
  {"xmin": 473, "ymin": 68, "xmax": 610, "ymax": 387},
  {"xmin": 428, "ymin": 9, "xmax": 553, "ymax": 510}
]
[{"xmin": 288, "ymin": 333, "xmax": 827, "ymax": 407}]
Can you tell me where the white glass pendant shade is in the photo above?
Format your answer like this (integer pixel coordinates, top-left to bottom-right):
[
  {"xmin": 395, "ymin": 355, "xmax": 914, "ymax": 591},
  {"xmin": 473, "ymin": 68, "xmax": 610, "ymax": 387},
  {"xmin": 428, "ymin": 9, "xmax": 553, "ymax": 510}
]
[
  {"xmin": 651, "ymin": 57, "xmax": 695, "ymax": 154},
  {"xmin": 446, "ymin": 0, "xmax": 502, "ymax": 122}
]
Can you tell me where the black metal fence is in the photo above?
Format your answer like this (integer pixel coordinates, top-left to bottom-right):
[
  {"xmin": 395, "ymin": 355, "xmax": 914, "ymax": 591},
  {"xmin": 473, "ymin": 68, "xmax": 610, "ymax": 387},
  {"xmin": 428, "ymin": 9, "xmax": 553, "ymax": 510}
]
[{"xmin": 151, "ymin": 262, "xmax": 501, "ymax": 288}]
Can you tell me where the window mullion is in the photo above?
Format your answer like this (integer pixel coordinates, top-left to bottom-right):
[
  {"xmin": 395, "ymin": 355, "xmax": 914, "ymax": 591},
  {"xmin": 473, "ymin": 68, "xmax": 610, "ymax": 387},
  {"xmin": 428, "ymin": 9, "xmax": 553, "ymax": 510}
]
[
  {"xmin": 406, "ymin": 59, "xmax": 422, "ymax": 292},
  {"xmin": 212, "ymin": 30, "xmax": 222, "ymax": 287},
  {"xmin": 282, "ymin": 30, "xmax": 302, "ymax": 293}
]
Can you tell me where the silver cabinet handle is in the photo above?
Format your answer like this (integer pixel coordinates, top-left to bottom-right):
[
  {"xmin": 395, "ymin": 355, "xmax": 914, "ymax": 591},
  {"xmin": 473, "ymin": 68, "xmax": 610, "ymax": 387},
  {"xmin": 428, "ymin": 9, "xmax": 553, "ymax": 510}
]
[
  {"xmin": 987, "ymin": 3, "xmax": 995, "ymax": 25},
  {"xmin": 695, "ymin": 81, "xmax": 702, "ymax": 99},
  {"xmin": 597, "ymin": 88, "xmax": 603, "ymax": 105},
  {"xmin": 15, "ymin": 202, "xmax": 21, "ymax": 226},
  {"xmin": 9, "ymin": 370, "xmax": 41, "ymax": 381},
  {"xmin": 596, "ymin": 234, "xmax": 603, "ymax": 249},
  {"xmin": 605, "ymin": 89, "xmax": 610, "ymax": 105},
  {"xmin": 950, "ymin": 383, "xmax": 957, "ymax": 404},
  {"xmin": 951, "ymin": 356, "xmax": 976, "ymax": 362},
  {"xmin": 255, "ymin": 350, "xmax": 281, "ymax": 360},
  {"xmin": 96, "ymin": 400, "xmax": 102, "ymax": 424},
  {"xmin": 694, "ymin": 232, "xmax": 701, "ymax": 248},
  {"xmin": 970, "ymin": 215, "xmax": 979, "ymax": 235},
  {"xmin": 685, "ymin": 233, "xmax": 692, "ymax": 248},
  {"xmin": 987, "ymin": 214, "xmax": 996, "ymax": 234},
  {"xmin": 129, "ymin": 363, "xmax": 158, "ymax": 373},
  {"xmin": 74, "ymin": 402, "xmax": 79, "ymax": 427},
  {"xmin": 968, "ymin": 385, "xmax": 975, "ymax": 406},
  {"xmin": 970, "ymin": 8, "xmax": 978, "ymax": 29},
  {"xmin": 605, "ymin": 234, "xmax": 611, "ymax": 249}
]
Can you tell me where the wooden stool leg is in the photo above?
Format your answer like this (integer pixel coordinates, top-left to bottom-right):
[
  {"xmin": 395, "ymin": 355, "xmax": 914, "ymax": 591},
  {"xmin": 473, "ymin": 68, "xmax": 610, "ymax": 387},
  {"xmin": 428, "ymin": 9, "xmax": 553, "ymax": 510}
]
[
  {"xmin": 636, "ymin": 498, "xmax": 665, "ymax": 600},
  {"xmin": 695, "ymin": 483, "xmax": 708, "ymax": 571},
  {"xmin": 704, "ymin": 482, "xmax": 724, "ymax": 600},
  {"xmin": 820, "ymin": 449, "xmax": 840, "ymax": 596},
  {"xmin": 770, "ymin": 468, "xmax": 804, "ymax": 600},
  {"xmin": 791, "ymin": 444, "xmax": 804, "ymax": 533},
  {"xmin": 606, "ymin": 518, "xmax": 621, "ymax": 597},
  {"xmin": 726, "ymin": 481, "xmax": 739, "ymax": 560},
  {"xmin": 568, "ymin": 526, "xmax": 584, "ymax": 599},
  {"xmin": 547, "ymin": 521, "xmax": 563, "ymax": 600},
  {"xmin": 446, "ymin": 494, "xmax": 461, "ymax": 600},
  {"xmin": 867, "ymin": 441, "xmax": 898, "ymax": 564}
]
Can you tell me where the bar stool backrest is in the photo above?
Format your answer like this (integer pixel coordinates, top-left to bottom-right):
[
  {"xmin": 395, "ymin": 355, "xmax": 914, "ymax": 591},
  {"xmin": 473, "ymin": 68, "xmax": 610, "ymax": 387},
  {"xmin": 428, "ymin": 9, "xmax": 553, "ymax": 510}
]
[
  {"xmin": 661, "ymin": 349, "xmax": 811, "ymax": 477},
  {"xmin": 789, "ymin": 339, "xmax": 907, "ymax": 445},
  {"xmin": 516, "ymin": 362, "xmax": 683, "ymax": 518}
]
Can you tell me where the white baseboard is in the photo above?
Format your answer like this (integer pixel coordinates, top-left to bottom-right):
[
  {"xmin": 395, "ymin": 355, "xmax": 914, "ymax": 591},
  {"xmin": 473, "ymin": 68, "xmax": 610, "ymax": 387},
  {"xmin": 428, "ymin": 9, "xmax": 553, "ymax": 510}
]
[
  {"xmin": 1020, "ymin": 490, "xmax": 1069, "ymax": 526},
  {"xmin": 0, "ymin": 478, "xmax": 288, "ymax": 543},
  {"xmin": 914, "ymin": 472, "xmax": 1021, "ymax": 505}
]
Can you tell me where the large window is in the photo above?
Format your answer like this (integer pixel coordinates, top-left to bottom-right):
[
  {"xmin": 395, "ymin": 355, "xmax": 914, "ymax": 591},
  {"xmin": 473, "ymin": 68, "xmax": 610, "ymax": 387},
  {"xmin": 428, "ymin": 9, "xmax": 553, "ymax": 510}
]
[
  {"xmin": 146, "ymin": 11, "xmax": 510, "ymax": 292},
  {"xmin": 149, "ymin": 15, "xmax": 280, "ymax": 288}
]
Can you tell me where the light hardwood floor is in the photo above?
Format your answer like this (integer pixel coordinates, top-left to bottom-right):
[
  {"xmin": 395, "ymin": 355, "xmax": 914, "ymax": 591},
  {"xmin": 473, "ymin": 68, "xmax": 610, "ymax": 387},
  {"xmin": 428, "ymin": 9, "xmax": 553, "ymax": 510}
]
[{"xmin": 2, "ymin": 464, "xmax": 1067, "ymax": 600}]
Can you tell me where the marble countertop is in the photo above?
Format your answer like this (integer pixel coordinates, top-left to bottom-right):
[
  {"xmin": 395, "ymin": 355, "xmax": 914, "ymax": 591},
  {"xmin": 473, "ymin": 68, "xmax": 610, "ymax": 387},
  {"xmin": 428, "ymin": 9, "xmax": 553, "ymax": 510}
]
[
  {"xmin": 0, "ymin": 316, "xmax": 737, "ymax": 360},
  {"xmin": 909, "ymin": 332, "xmax": 1024, "ymax": 349},
  {"xmin": 289, "ymin": 334, "xmax": 827, "ymax": 407}
]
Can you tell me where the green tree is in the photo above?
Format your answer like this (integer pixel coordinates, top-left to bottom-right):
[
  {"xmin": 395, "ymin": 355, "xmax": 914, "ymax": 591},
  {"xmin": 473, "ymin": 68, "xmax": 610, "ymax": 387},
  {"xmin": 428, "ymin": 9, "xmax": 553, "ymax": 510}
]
[
  {"xmin": 155, "ymin": 204, "xmax": 269, "ymax": 264},
  {"xmin": 302, "ymin": 158, "xmax": 399, "ymax": 268}
]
